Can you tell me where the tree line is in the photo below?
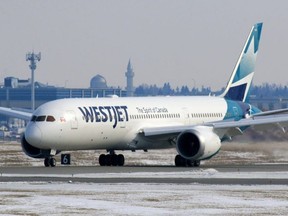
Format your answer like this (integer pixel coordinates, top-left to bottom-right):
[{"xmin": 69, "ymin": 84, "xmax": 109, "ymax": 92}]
[{"xmin": 134, "ymin": 83, "xmax": 288, "ymax": 98}]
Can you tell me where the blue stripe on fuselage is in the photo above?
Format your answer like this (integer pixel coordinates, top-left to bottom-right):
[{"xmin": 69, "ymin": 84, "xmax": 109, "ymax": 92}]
[
  {"xmin": 224, "ymin": 99, "xmax": 262, "ymax": 120},
  {"xmin": 224, "ymin": 100, "xmax": 246, "ymax": 121},
  {"xmin": 224, "ymin": 99, "xmax": 262, "ymax": 128}
]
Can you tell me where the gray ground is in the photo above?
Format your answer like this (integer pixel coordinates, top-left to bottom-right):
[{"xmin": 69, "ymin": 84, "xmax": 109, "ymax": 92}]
[{"xmin": 0, "ymin": 140, "xmax": 287, "ymax": 216}]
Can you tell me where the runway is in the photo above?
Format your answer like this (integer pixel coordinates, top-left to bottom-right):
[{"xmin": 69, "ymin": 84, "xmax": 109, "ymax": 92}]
[
  {"xmin": 0, "ymin": 141, "xmax": 288, "ymax": 186},
  {"xmin": 1, "ymin": 163, "xmax": 288, "ymax": 215},
  {"xmin": 1, "ymin": 164, "xmax": 287, "ymax": 185}
]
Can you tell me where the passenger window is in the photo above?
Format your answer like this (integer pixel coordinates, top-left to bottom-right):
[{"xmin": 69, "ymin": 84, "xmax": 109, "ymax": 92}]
[
  {"xmin": 46, "ymin": 115, "xmax": 56, "ymax": 122},
  {"xmin": 36, "ymin": 116, "xmax": 46, "ymax": 122}
]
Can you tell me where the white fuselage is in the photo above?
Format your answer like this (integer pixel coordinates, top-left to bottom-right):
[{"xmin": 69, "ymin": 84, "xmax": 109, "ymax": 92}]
[{"xmin": 25, "ymin": 96, "xmax": 229, "ymax": 151}]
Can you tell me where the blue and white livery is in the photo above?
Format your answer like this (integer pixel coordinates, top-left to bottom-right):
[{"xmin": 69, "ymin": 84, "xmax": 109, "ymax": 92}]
[
  {"xmin": 1, "ymin": 23, "xmax": 288, "ymax": 167},
  {"xmin": 221, "ymin": 23, "xmax": 262, "ymax": 103}
]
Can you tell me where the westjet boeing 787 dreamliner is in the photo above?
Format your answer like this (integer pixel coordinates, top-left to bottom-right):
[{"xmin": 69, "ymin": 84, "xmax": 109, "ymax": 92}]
[{"xmin": 1, "ymin": 23, "xmax": 288, "ymax": 167}]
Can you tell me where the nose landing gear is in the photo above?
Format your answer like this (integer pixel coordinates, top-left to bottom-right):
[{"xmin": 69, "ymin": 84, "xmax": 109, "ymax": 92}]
[{"xmin": 44, "ymin": 157, "xmax": 56, "ymax": 167}]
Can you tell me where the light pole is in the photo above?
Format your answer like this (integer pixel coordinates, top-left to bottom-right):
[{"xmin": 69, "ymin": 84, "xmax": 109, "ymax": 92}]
[{"xmin": 26, "ymin": 52, "xmax": 41, "ymax": 111}]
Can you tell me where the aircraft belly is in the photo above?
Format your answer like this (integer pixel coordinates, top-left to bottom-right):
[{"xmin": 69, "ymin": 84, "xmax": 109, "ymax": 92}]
[
  {"xmin": 57, "ymin": 126, "xmax": 172, "ymax": 151},
  {"xmin": 55, "ymin": 124, "xmax": 133, "ymax": 151},
  {"xmin": 136, "ymin": 139, "xmax": 173, "ymax": 150}
]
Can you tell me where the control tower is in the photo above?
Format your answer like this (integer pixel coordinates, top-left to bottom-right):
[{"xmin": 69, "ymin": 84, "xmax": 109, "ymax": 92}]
[{"xmin": 125, "ymin": 59, "xmax": 134, "ymax": 97}]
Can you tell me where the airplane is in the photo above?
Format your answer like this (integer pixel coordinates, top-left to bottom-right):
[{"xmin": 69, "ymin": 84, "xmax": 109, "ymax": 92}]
[{"xmin": 1, "ymin": 22, "xmax": 288, "ymax": 167}]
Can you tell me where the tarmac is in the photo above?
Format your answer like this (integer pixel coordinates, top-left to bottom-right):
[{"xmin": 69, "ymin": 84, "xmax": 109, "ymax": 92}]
[{"xmin": 1, "ymin": 164, "xmax": 287, "ymax": 185}]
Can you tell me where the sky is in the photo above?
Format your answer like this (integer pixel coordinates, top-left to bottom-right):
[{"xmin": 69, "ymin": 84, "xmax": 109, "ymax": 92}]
[{"xmin": 0, "ymin": 0, "xmax": 288, "ymax": 91}]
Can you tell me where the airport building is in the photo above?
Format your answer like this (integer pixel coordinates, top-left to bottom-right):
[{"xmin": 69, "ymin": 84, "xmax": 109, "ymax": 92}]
[
  {"xmin": 0, "ymin": 75, "xmax": 126, "ymax": 109},
  {"xmin": 0, "ymin": 73, "xmax": 127, "ymax": 138},
  {"xmin": 0, "ymin": 59, "xmax": 135, "ymax": 137},
  {"xmin": 0, "ymin": 59, "xmax": 136, "ymax": 111}
]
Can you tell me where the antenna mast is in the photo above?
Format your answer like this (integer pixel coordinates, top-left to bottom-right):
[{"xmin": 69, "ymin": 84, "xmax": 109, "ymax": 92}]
[{"xmin": 26, "ymin": 52, "xmax": 41, "ymax": 111}]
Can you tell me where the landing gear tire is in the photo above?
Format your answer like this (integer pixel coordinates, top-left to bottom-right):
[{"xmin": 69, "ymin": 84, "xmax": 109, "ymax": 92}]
[
  {"xmin": 111, "ymin": 154, "xmax": 118, "ymax": 166},
  {"xmin": 186, "ymin": 160, "xmax": 194, "ymax": 167},
  {"xmin": 174, "ymin": 155, "xmax": 200, "ymax": 167},
  {"xmin": 105, "ymin": 155, "xmax": 112, "ymax": 166},
  {"xmin": 175, "ymin": 155, "xmax": 186, "ymax": 167},
  {"xmin": 49, "ymin": 158, "xmax": 56, "ymax": 167},
  {"xmin": 44, "ymin": 157, "xmax": 56, "ymax": 167},
  {"xmin": 44, "ymin": 158, "xmax": 50, "ymax": 167},
  {"xmin": 99, "ymin": 154, "xmax": 106, "ymax": 166},
  {"xmin": 193, "ymin": 160, "xmax": 201, "ymax": 167},
  {"xmin": 99, "ymin": 153, "xmax": 125, "ymax": 166},
  {"xmin": 117, "ymin": 154, "xmax": 125, "ymax": 166}
]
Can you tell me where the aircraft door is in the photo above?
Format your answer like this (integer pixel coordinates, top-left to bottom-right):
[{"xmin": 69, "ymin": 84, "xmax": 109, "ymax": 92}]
[
  {"xmin": 116, "ymin": 115, "xmax": 126, "ymax": 129},
  {"xmin": 65, "ymin": 110, "xmax": 78, "ymax": 129},
  {"xmin": 182, "ymin": 108, "xmax": 190, "ymax": 125}
]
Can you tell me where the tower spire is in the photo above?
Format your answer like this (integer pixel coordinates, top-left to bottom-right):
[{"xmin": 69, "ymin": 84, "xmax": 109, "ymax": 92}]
[{"xmin": 125, "ymin": 59, "xmax": 134, "ymax": 97}]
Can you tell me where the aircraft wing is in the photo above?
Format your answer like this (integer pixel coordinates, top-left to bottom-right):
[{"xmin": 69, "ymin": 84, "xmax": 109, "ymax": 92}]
[
  {"xmin": 209, "ymin": 114, "xmax": 288, "ymax": 130},
  {"xmin": 142, "ymin": 113, "xmax": 288, "ymax": 140},
  {"xmin": 209, "ymin": 114, "xmax": 288, "ymax": 138},
  {"xmin": 0, "ymin": 107, "xmax": 33, "ymax": 121}
]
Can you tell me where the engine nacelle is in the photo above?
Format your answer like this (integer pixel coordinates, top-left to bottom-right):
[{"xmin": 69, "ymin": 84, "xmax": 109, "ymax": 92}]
[
  {"xmin": 176, "ymin": 126, "xmax": 221, "ymax": 161},
  {"xmin": 21, "ymin": 134, "xmax": 54, "ymax": 159}
]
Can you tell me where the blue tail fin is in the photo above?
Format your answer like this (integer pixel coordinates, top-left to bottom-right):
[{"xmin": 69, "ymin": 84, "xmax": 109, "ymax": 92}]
[{"xmin": 220, "ymin": 23, "xmax": 263, "ymax": 102}]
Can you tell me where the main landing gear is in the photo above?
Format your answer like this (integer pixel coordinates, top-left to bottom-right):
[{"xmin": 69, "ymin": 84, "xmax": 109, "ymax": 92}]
[
  {"xmin": 174, "ymin": 155, "xmax": 201, "ymax": 167},
  {"xmin": 99, "ymin": 151, "xmax": 125, "ymax": 166},
  {"xmin": 44, "ymin": 157, "xmax": 56, "ymax": 167}
]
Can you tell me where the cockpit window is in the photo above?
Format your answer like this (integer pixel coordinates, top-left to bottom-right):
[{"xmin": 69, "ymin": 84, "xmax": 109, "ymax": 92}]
[
  {"xmin": 31, "ymin": 115, "xmax": 37, "ymax": 122},
  {"xmin": 46, "ymin": 115, "xmax": 56, "ymax": 122},
  {"xmin": 31, "ymin": 115, "xmax": 56, "ymax": 122},
  {"xmin": 36, "ymin": 116, "xmax": 46, "ymax": 122}
]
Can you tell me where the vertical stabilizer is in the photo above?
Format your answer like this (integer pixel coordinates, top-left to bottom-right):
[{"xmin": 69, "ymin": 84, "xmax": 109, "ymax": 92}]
[{"xmin": 220, "ymin": 23, "xmax": 263, "ymax": 102}]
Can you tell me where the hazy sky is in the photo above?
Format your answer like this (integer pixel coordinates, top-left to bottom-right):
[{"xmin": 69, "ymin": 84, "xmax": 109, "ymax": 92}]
[{"xmin": 1, "ymin": 0, "xmax": 288, "ymax": 91}]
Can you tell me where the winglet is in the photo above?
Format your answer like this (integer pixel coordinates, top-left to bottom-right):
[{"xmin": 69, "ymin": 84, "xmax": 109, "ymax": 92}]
[{"xmin": 220, "ymin": 23, "xmax": 263, "ymax": 102}]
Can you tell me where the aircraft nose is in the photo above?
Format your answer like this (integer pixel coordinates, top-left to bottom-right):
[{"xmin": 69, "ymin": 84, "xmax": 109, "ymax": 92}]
[{"xmin": 25, "ymin": 124, "xmax": 42, "ymax": 146}]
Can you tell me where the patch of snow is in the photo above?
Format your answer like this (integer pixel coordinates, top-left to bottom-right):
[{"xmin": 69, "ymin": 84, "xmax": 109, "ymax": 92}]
[{"xmin": 0, "ymin": 182, "xmax": 288, "ymax": 215}]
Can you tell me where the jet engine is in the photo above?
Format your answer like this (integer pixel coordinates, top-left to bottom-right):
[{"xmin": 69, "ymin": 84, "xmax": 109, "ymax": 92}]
[{"xmin": 176, "ymin": 126, "xmax": 221, "ymax": 161}]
